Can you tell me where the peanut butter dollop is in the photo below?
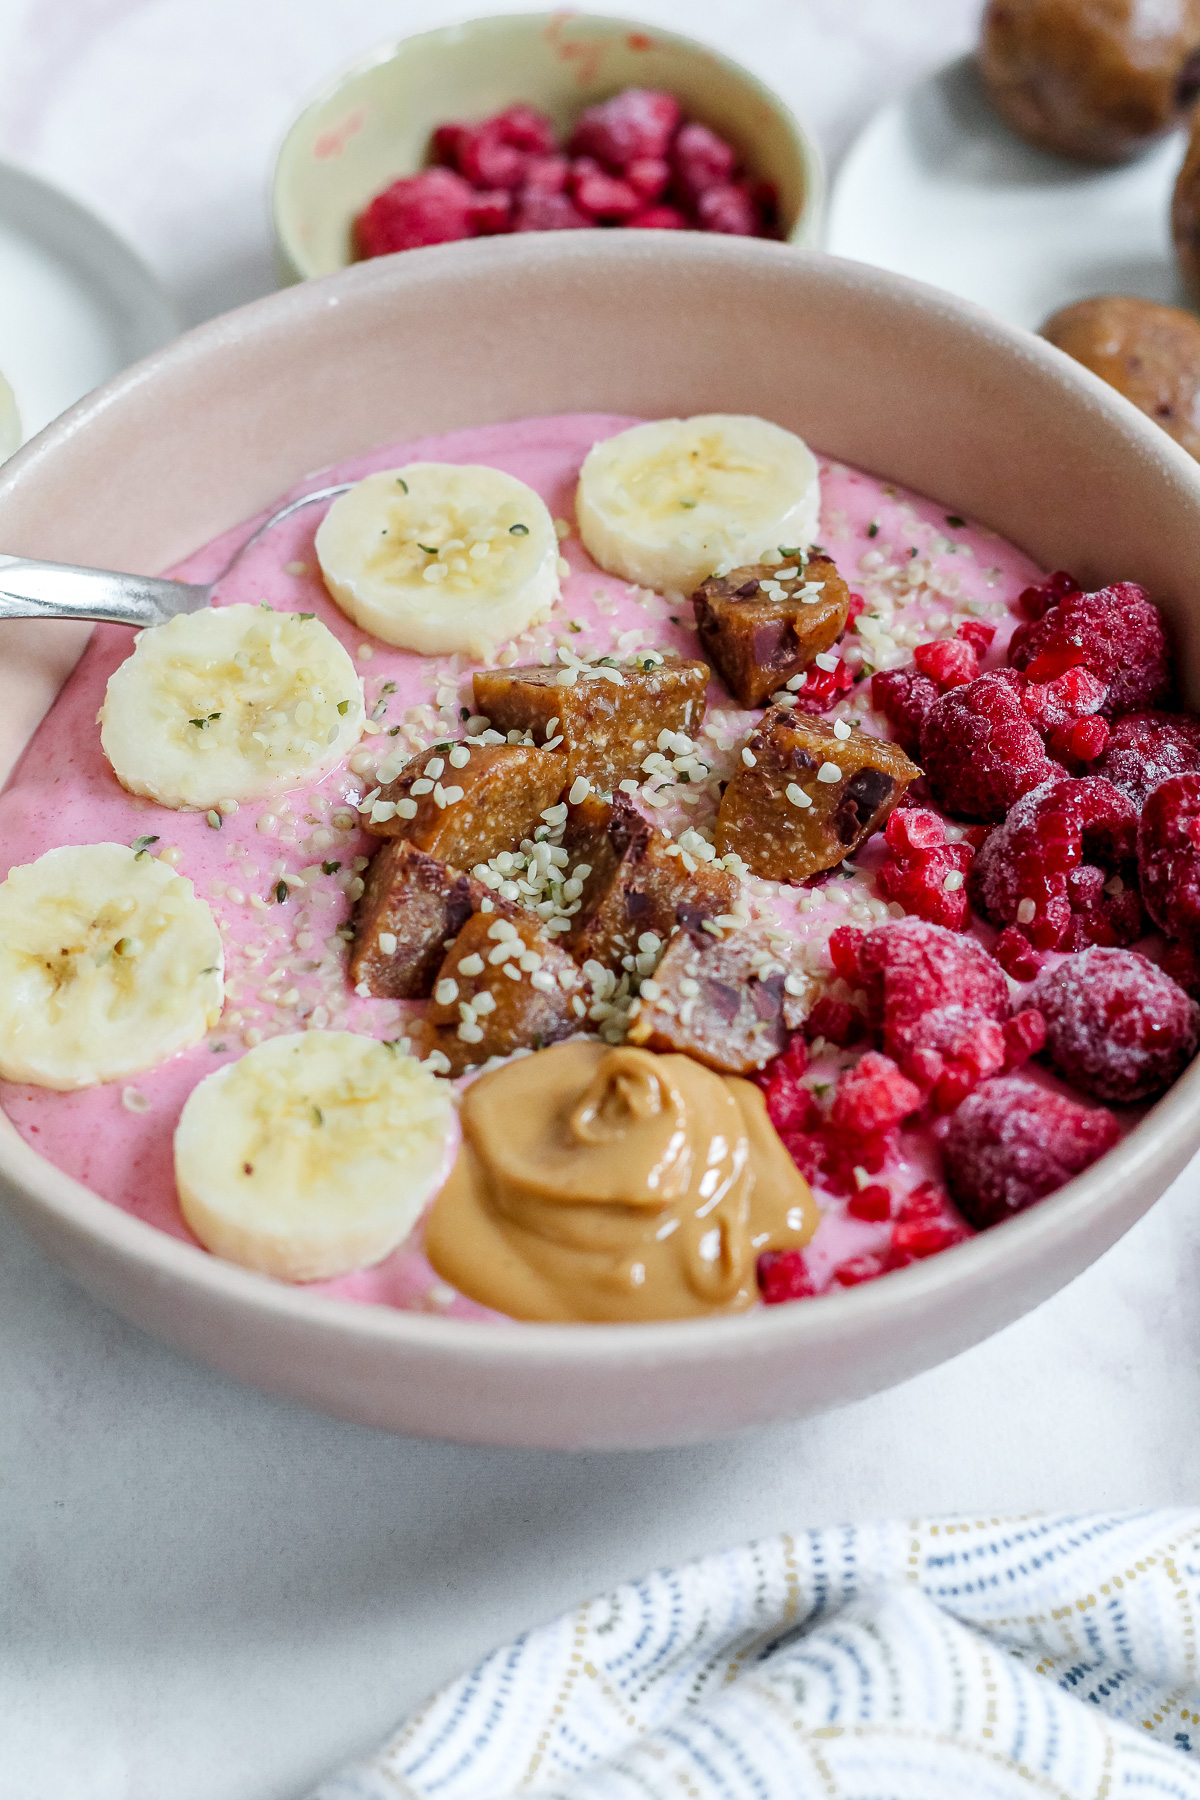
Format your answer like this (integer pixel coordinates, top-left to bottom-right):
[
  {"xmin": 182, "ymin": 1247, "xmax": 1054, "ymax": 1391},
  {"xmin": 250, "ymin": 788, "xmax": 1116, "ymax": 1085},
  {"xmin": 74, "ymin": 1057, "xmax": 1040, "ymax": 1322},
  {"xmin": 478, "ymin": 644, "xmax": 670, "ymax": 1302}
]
[{"xmin": 424, "ymin": 1040, "xmax": 817, "ymax": 1323}]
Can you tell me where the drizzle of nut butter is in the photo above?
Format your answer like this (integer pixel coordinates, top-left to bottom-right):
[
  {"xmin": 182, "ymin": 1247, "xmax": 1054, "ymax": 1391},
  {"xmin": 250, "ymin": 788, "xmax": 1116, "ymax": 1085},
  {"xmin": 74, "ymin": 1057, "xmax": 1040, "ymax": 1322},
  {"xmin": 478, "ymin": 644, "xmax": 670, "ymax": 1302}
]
[{"xmin": 424, "ymin": 1041, "xmax": 817, "ymax": 1322}]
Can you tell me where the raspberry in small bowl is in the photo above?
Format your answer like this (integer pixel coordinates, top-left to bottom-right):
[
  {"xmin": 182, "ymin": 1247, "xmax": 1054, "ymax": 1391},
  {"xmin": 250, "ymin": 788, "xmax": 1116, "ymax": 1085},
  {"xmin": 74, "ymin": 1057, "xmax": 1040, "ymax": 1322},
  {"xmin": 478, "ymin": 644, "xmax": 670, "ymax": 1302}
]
[{"xmin": 273, "ymin": 13, "xmax": 822, "ymax": 282}]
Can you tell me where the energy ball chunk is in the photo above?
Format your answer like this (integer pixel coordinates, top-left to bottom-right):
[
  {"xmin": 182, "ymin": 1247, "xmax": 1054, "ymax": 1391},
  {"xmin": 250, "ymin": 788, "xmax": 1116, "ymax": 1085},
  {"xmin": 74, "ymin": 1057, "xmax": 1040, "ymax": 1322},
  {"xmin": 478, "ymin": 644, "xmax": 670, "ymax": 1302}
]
[
  {"xmin": 569, "ymin": 796, "xmax": 738, "ymax": 973},
  {"xmin": 627, "ymin": 928, "xmax": 802, "ymax": 1074},
  {"xmin": 715, "ymin": 707, "xmax": 918, "ymax": 882},
  {"xmin": 1041, "ymin": 295, "xmax": 1200, "ymax": 461},
  {"xmin": 473, "ymin": 653, "xmax": 708, "ymax": 788},
  {"xmin": 942, "ymin": 1076, "xmax": 1121, "ymax": 1230},
  {"xmin": 1030, "ymin": 945, "xmax": 1200, "ymax": 1102},
  {"xmin": 350, "ymin": 841, "xmax": 497, "ymax": 1000},
  {"xmin": 1138, "ymin": 770, "xmax": 1200, "ymax": 937},
  {"xmin": 421, "ymin": 911, "xmax": 586, "ymax": 1076},
  {"xmin": 979, "ymin": 0, "xmax": 1200, "ymax": 166},
  {"xmin": 691, "ymin": 554, "xmax": 851, "ymax": 709},
  {"xmin": 362, "ymin": 741, "xmax": 567, "ymax": 866}
]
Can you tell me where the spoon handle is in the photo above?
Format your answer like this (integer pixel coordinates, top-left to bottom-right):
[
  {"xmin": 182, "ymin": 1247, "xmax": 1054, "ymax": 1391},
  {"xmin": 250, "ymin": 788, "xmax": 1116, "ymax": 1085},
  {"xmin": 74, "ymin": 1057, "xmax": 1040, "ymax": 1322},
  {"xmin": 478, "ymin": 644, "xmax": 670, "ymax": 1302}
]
[{"xmin": 0, "ymin": 556, "xmax": 207, "ymax": 628}]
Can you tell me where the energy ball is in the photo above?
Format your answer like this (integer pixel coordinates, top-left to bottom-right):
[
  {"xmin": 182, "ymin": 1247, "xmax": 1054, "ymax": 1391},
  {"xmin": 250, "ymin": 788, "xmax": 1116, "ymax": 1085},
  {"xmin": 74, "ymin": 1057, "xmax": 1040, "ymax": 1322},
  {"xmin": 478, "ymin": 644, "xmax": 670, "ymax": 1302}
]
[
  {"xmin": 979, "ymin": 0, "xmax": 1200, "ymax": 165},
  {"xmin": 1040, "ymin": 295, "xmax": 1200, "ymax": 461}
]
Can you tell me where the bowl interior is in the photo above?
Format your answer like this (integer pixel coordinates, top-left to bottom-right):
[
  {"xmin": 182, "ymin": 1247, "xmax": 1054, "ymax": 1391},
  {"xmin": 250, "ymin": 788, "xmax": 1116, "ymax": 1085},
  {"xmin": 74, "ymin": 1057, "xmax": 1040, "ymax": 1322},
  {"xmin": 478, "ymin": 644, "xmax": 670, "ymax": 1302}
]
[
  {"xmin": 1, "ymin": 235, "xmax": 1199, "ymax": 1448},
  {"xmin": 272, "ymin": 12, "xmax": 822, "ymax": 281}
]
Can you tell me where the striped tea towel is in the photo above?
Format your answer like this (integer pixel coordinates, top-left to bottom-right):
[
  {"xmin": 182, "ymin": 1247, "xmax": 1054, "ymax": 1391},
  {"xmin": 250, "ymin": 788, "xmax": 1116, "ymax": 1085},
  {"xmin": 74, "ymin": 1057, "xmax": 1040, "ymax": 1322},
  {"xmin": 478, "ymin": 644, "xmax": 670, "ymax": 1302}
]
[{"xmin": 311, "ymin": 1510, "xmax": 1200, "ymax": 1799}]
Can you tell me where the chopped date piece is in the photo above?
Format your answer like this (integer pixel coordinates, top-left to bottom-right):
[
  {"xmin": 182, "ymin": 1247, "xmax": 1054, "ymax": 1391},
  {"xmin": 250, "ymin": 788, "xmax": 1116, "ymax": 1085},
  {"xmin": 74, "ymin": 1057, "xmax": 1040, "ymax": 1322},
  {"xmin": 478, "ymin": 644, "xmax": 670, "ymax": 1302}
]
[
  {"xmin": 569, "ymin": 795, "xmax": 738, "ymax": 973},
  {"xmin": 1138, "ymin": 771, "xmax": 1200, "ymax": 937},
  {"xmin": 627, "ymin": 928, "xmax": 804, "ymax": 1075},
  {"xmin": 715, "ymin": 707, "xmax": 918, "ymax": 882},
  {"xmin": 971, "ymin": 775, "xmax": 1141, "ymax": 952},
  {"xmin": 362, "ymin": 742, "xmax": 567, "ymax": 869},
  {"xmin": 920, "ymin": 670, "xmax": 1060, "ymax": 821},
  {"xmin": 942, "ymin": 1076, "xmax": 1120, "ymax": 1231},
  {"xmin": 691, "ymin": 555, "xmax": 851, "ymax": 709},
  {"xmin": 473, "ymin": 653, "xmax": 708, "ymax": 788},
  {"xmin": 1095, "ymin": 709, "xmax": 1200, "ymax": 807},
  {"xmin": 1029, "ymin": 946, "xmax": 1200, "ymax": 1104},
  {"xmin": 350, "ymin": 840, "xmax": 502, "ymax": 1000},
  {"xmin": 421, "ymin": 911, "xmax": 585, "ymax": 1077},
  {"xmin": 1008, "ymin": 581, "xmax": 1171, "ymax": 719}
]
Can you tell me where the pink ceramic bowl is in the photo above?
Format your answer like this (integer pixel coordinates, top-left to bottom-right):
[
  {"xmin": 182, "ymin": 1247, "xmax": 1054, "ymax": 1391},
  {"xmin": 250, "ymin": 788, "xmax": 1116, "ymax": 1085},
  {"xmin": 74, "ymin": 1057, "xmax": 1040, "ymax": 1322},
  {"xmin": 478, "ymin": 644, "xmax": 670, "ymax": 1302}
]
[{"xmin": 1, "ymin": 234, "xmax": 1198, "ymax": 1450}]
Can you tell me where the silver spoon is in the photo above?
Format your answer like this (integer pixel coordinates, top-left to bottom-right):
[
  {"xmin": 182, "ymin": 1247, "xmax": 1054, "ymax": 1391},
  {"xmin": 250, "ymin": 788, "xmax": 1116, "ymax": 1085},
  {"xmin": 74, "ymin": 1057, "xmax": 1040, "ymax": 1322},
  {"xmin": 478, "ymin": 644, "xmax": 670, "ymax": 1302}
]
[{"xmin": 0, "ymin": 482, "xmax": 353, "ymax": 629}]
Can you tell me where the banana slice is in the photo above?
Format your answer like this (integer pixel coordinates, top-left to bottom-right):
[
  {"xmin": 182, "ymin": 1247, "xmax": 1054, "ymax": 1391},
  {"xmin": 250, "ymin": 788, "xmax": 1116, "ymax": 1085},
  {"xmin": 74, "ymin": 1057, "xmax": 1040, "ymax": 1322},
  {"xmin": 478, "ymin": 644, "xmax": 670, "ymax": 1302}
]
[
  {"xmin": 175, "ymin": 1031, "xmax": 456, "ymax": 1282},
  {"xmin": 314, "ymin": 463, "xmax": 560, "ymax": 657},
  {"xmin": 0, "ymin": 842, "xmax": 223, "ymax": 1089},
  {"xmin": 99, "ymin": 603, "xmax": 364, "ymax": 811},
  {"xmin": 576, "ymin": 414, "xmax": 821, "ymax": 595}
]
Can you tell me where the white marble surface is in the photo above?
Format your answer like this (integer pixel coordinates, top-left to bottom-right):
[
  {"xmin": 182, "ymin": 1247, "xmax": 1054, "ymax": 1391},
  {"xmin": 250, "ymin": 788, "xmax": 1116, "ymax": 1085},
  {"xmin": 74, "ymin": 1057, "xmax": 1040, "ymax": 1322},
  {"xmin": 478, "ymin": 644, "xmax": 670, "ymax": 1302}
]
[{"xmin": 4, "ymin": 2, "xmax": 1200, "ymax": 1798}]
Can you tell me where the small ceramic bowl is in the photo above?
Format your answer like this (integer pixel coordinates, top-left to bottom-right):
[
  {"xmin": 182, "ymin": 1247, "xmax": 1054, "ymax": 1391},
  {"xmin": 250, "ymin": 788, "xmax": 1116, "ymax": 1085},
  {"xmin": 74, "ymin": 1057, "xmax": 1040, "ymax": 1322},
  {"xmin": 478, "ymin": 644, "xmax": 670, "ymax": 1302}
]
[
  {"xmin": 1, "ymin": 235, "xmax": 1199, "ymax": 1451},
  {"xmin": 272, "ymin": 12, "xmax": 824, "ymax": 282}
]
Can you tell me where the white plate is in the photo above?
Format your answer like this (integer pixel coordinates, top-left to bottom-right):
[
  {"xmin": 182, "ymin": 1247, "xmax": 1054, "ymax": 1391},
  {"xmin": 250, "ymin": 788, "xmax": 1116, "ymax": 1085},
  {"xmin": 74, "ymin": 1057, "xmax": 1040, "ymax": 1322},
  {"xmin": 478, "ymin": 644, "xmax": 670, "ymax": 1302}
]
[
  {"xmin": 0, "ymin": 159, "xmax": 180, "ymax": 448},
  {"xmin": 827, "ymin": 54, "xmax": 1189, "ymax": 333}
]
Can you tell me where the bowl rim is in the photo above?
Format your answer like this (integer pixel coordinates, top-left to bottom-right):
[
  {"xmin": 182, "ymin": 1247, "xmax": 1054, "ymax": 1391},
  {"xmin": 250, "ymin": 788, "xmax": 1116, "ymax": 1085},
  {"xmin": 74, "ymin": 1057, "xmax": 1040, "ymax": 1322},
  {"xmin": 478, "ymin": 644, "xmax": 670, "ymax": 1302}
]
[
  {"xmin": 2, "ymin": 231, "xmax": 1198, "ymax": 1383},
  {"xmin": 270, "ymin": 8, "xmax": 826, "ymax": 283}
]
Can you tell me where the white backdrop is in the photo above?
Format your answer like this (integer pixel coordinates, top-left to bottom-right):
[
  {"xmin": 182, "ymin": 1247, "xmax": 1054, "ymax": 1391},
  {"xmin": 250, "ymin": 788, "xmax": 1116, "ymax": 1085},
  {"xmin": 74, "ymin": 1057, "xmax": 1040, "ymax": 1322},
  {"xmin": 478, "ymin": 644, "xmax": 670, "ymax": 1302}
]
[{"xmin": 8, "ymin": 4, "xmax": 1200, "ymax": 1800}]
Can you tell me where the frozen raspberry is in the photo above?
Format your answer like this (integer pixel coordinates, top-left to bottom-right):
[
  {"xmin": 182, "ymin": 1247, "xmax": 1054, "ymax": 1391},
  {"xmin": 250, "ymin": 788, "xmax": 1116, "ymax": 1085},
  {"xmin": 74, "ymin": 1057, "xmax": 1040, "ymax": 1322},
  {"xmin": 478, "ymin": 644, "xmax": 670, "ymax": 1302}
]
[
  {"xmin": 757, "ymin": 1248, "xmax": 816, "ymax": 1303},
  {"xmin": 832, "ymin": 1251, "xmax": 896, "ymax": 1287},
  {"xmin": 1029, "ymin": 946, "xmax": 1199, "ymax": 1103},
  {"xmin": 920, "ymin": 670, "xmax": 1061, "ymax": 821},
  {"xmin": 431, "ymin": 122, "xmax": 469, "ymax": 166},
  {"xmin": 1008, "ymin": 582, "xmax": 1171, "ymax": 719},
  {"xmin": 521, "ymin": 154, "xmax": 570, "ymax": 193},
  {"xmin": 942, "ymin": 1076, "xmax": 1120, "ymax": 1229},
  {"xmin": 847, "ymin": 1183, "xmax": 892, "ymax": 1221},
  {"xmin": 571, "ymin": 166, "xmax": 640, "ymax": 220},
  {"xmin": 697, "ymin": 183, "xmax": 758, "ymax": 234},
  {"xmin": 627, "ymin": 157, "xmax": 670, "ymax": 200},
  {"xmin": 957, "ymin": 619, "xmax": 996, "ymax": 655},
  {"xmin": 890, "ymin": 1182, "xmax": 969, "ymax": 1258},
  {"xmin": 759, "ymin": 1039, "xmax": 817, "ymax": 1138},
  {"xmin": 467, "ymin": 190, "xmax": 512, "ymax": 235},
  {"xmin": 992, "ymin": 925, "xmax": 1043, "ymax": 981},
  {"xmin": 628, "ymin": 205, "xmax": 688, "ymax": 229},
  {"xmin": 791, "ymin": 657, "xmax": 853, "ymax": 713},
  {"xmin": 569, "ymin": 88, "xmax": 681, "ymax": 168},
  {"xmin": 1017, "ymin": 570, "xmax": 1081, "ymax": 621},
  {"xmin": 1095, "ymin": 709, "xmax": 1200, "ymax": 807},
  {"xmin": 1160, "ymin": 937, "xmax": 1200, "ymax": 999},
  {"xmin": 491, "ymin": 104, "xmax": 557, "ymax": 154},
  {"xmin": 876, "ymin": 807, "xmax": 974, "ymax": 931},
  {"xmin": 805, "ymin": 995, "xmax": 866, "ymax": 1047},
  {"xmin": 456, "ymin": 122, "xmax": 528, "ymax": 191},
  {"xmin": 512, "ymin": 189, "xmax": 590, "ymax": 231},
  {"xmin": 354, "ymin": 169, "xmax": 476, "ymax": 257},
  {"xmin": 671, "ymin": 120, "xmax": 737, "ymax": 199},
  {"xmin": 913, "ymin": 636, "xmax": 979, "ymax": 689},
  {"xmin": 871, "ymin": 666, "xmax": 939, "ymax": 757},
  {"xmin": 970, "ymin": 776, "xmax": 1140, "ymax": 952},
  {"xmin": 1004, "ymin": 1008, "xmax": 1046, "ymax": 1067},
  {"xmin": 1138, "ymin": 771, "xmax": 1200, "ymax": 938},
  {"xmin": 850, "ymin": 920, "xmax": 1012, "ymax": 1102},
  {"xmin": 830, "ymin": 1052, "xmax": 922, "ymax": 1138}
]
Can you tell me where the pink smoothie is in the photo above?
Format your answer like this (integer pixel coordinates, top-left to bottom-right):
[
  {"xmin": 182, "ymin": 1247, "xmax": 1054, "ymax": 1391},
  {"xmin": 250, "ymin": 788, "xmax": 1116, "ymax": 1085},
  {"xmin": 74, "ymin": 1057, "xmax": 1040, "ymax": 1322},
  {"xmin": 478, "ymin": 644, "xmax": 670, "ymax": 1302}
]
[{"xmin": 0, "ymin": 412, "xmax": 1106, "ymax": 1319}]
